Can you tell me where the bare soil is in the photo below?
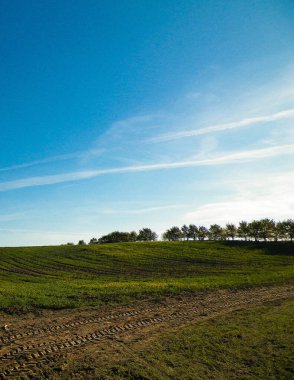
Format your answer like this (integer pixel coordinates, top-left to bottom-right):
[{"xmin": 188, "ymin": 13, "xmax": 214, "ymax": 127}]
[{"xmin": 0, "ymin": 285, "xmax": 293, "ymax": 379}]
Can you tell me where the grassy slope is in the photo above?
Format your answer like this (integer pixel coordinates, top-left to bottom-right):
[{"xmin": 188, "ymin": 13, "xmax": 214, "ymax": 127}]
[
  {"xmin": 60, "ymin": 300, "xmax": 293, "ymax": 380},
  {"xmin": 0, "ymin": 241, "xmax": 293, "ymax": 311}
]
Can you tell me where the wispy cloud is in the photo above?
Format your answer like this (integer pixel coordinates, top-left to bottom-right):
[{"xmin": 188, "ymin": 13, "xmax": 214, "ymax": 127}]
[
  {"xmin": 0, "ymin": 150, "xmax": 104, "ymax": 172},
  {"xmin": 100, "ymin": 204, "xmax": 184, "ymax": 215},
  {"xmin": 183, "ymin": 172, "xmax": 294, "ymax": 225},
  {"xmin": 112, "ymin": 114, "xmax": 162, "ymax": 128},
  {"xmin": 0, "ymin": 153, "xmax": 78, "ymax": 172},
  {"xmin": 149, "ymin": 108, "xmax": 294, "ymax": 142},
  {"xmin": 0, "ymin": 144, "xmax": 293, "ymax": 192},
  {"xmin": 184, "ymin": 197, "xmax": 294, "ymax": 226}
]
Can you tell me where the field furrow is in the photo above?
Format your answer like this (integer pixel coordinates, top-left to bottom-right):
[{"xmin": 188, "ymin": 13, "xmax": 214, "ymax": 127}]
[{"xmin": 0, "ymin": 285, "xmax": 292, "ymax": 378}]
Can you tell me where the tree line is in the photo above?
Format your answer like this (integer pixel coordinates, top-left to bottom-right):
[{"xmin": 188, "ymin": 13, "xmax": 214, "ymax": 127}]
[
  {"xmin": 162, "ymin": 219, "xmax": 294, "ymax": 242},
  {"xmin": 76, "ymin": 219, "xmax": 294, "ymax": 245},
  {"xmin": 78, "ymin": 228, "xmax": 158, "ymax": 245}
]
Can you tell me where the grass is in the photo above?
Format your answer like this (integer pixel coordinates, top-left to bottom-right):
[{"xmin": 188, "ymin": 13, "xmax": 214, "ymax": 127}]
[
  {"xmin": 59, "ymin": 299, "xmax": 293, "ymax": 380},
  {"xmin": 0, "ymin": 241, "xmax": 293, "ymax": 312}
]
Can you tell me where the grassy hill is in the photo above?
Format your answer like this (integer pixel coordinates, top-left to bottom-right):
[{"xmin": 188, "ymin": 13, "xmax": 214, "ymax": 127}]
[{"xmin": 0, "ymin": 241, "xmax": 293, "ymax": 312}]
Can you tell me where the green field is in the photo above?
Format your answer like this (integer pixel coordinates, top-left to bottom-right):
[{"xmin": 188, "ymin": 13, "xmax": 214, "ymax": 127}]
[
  {"xmin": 0, "ymin": 241, "xmax": 293, "ymax": 312},
  {"xmin": 58, "ymin": 299, "xmax": 293, "ymax": 380}
]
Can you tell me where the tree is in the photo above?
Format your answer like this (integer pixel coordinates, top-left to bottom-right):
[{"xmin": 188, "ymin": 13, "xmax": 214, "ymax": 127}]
[
  {"xmin": 220, "ymin": 228, "xmax": 228, "ymax": 241},
  {"xmin": 89, "ymin": 238, "xmax": 98, "ymax": 244},
  {"xmin": 181, "ymin": 225, "xmax": 189, "ymax": 241},
  {"xmin": 284, "ymin": 219, "xmax": 294, "ymax": 242},
  {"xmin": 129, "ymin": 231, "xmax": 138, "ymax": 242},
  {"xmin": 226, "ymin": 223, "xmax": 237, "ymax": 240},
  {"xmin": 259, "ymin": 218, "xmax": 275, "ymax": 241},
  {"xmin": 237, "ymin": 221, "xmax": 249, "ymax": 241},
  {"xmin": 198, "ymin": 226, "xmax": 208, "ymax": 240},
  {"xmin": 162, "ymin": 226, "xmax": 182, "ymax": 241},
  {"xmin": 98, "ymin": 231, "xmax": 137, "ymax": 244},
  {"xmin": 273, "ymin": 221, "xmax": 287, "ymax": 242},
  {"xmin": 209, "ymin": 224, "xmax": 223, "ymax": 240},
  {"xmin": 188, "ymin": 224, "xmax": 198, "ymax": 240},
  {"xmin": 78, "ymin": 240, "xmax": 86, "ymax": 245},
  {"xmin": 248, "ymin": 220, "xmax": 262, "ymax": 242},
  {"xmin": 137, "ymin": 228, "xmax": 158, "ymax": 241}
]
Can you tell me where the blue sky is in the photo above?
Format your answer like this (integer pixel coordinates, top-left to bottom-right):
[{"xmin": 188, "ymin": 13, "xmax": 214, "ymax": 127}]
[{"xmin": 0, "ymin": 0, "xmax": 294, "ymax": 246}]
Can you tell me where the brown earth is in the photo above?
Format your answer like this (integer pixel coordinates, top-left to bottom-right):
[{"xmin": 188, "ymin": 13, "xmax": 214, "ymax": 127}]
[{"xmin": 0, "ymin": 285, "xmax": 293, "ymax": 379}]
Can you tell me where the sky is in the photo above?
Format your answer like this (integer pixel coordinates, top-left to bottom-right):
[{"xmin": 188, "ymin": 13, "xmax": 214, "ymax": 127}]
[{"xmin": 0, "ymin": 0, "xmax": 294, "ymax": 246}]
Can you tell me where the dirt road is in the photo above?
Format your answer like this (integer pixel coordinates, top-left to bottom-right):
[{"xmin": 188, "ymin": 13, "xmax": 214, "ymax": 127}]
[{"xmin": 0, "ymin": 285, "xmax": 293, "ymax": 379}]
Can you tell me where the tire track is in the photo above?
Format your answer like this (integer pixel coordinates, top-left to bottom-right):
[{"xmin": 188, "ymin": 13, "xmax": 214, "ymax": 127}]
[
  {"xmin": 0, "ymin": 286, "xmax": 286, "ymax": 346},
  {"xmin": 0, "ymin": 294, "xmax": 234, "ymax": 346},
  {"xmin": 0, "ymin": 286, "xmax": 292, "ymax": 378},
  {"xmin": 1, "ymin": 291, "xmax": 284, "ymax": 350},
  {"xmin": 0, "ymin": 309, "xmax": 148, "ymax": 347}
]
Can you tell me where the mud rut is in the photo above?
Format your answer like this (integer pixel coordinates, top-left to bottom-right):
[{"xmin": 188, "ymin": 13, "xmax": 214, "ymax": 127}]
[{"xmin": 0, "ymin": 285, "xmax": 293, "ymax": 379}]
